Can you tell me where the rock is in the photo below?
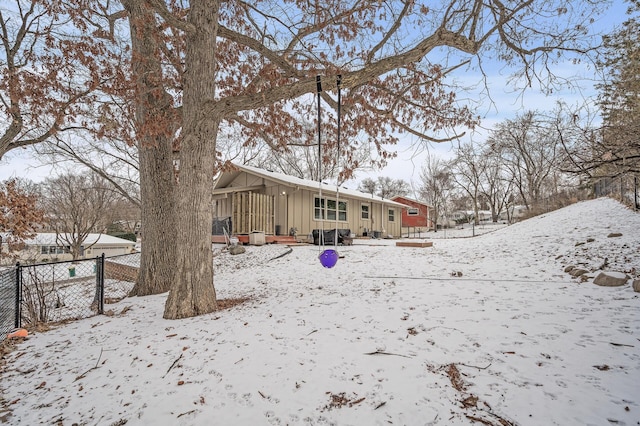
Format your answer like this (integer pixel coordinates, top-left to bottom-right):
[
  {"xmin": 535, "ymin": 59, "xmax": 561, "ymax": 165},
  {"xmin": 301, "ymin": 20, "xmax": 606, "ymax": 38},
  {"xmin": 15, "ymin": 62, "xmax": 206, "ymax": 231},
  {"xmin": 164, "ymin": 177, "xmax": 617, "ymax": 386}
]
[
  {"xmin": 633, "ymin": 279, "xmax": 640, "ymax": 293},
  {"xmin": 229, "ymin": 245, "xmax": 246, "ymax": 255},
  {"xmin": 593, "ymin": 271, "xmax": 629, "ymax": 287},
  {"xmin": 564, "ymin": 265, "xmax": 575, "ymax": 273},
  {"xmin": 607, "ymin": 232, "xmax": 623, "ymax": 238},
  {"xmin": 569, "ymin": 268, "xmax": 589, "ymax": 277},
  {"xmin": 575, "ymin": 241, "xmax": 585, "ymax": 246},
  {"xmin": 586, "ymin": 238, "xmax": 595, "ymax": 243}
]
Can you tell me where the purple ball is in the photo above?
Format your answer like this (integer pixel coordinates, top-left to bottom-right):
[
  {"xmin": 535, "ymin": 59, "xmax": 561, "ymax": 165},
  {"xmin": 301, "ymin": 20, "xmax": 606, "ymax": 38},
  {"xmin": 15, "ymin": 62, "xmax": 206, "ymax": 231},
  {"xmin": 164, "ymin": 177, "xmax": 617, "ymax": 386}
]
[{"xmin": 319, "ymin": 249, "xmax": 339, "ymax": 268}]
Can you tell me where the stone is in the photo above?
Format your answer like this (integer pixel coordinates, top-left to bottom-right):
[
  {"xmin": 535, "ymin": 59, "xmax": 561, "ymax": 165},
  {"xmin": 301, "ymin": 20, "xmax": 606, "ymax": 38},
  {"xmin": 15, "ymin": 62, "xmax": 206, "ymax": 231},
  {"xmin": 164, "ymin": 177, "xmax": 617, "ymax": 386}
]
[
  {"xmin": 607, "ymin": 232, "xmax": 623, "ymax": 238},
  {"xmin": 564, "ymin": 265, "xmax": 575, "ymax": 273},
  {"xmin": 569, "ymin": 268, "xmax": 589, "ymax": 277},
  {"xmin": 633, "ymin": 279, "xmax": 640, "ymax": 293},
  {"xmin": 593, "ymin": 271, "xmax": 629, "ymax": 287},
  {"xmin": 229, "ymin": 245, "xmax": 246, "ymax": 255}
]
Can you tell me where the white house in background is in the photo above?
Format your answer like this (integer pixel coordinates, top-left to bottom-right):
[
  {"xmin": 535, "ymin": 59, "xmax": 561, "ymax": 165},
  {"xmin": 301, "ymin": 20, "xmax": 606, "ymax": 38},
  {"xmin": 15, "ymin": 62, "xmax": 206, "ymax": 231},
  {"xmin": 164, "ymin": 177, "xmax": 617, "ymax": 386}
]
[
  {"xmin": 1, "ymin": 233, "xmax": 137, "ymax": 263},
  {"xmin": 450, "ymin": 210, "xmax": 492, "ymax": 224},
  {"xmin": 499, "ymin": 205, "xmax": 529, "ymax": 222}
]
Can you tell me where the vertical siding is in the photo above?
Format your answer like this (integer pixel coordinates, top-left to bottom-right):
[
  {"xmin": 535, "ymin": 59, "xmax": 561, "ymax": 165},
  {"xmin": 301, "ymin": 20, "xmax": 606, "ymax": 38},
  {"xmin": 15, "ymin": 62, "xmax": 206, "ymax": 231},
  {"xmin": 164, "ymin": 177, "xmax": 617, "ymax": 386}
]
[{"xmin": 213, "ymin": 171, "xmax": 403, "ymax": 238}]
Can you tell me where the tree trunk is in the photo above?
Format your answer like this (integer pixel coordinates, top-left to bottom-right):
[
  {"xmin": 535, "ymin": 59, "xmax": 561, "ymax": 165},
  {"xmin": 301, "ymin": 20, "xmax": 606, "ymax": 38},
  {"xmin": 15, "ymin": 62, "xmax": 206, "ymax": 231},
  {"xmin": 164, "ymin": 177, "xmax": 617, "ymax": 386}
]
[
  {"xmin": 163, "ymin": 0, "xmax": 219, "ymax": 319},
  {"xmin": 133, "ymin": 142, "xmax": 176, "ymax": 296},
  {"xmin": 124, "ymin": 0, "xmax": 177, "ymax": 296}
]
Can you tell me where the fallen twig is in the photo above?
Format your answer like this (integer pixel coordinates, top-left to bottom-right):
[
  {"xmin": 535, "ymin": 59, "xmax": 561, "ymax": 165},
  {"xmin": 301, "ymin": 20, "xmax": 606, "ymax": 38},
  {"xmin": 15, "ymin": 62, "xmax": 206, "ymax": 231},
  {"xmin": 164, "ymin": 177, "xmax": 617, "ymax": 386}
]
[
  {"xmin": 177, "ymin": 409, "xmax": 197, "ymax": 418},
  {"xmin": 610, "ymin": 342, "xmax": 634, "ymax": 348},
  {"xmin": 163, "ymin": 353, "xmax": 183, "ymax": 378},
  {"xmin": 464, "ymin": 414, "xmax": 493, "ymax": 425},
  {"xmin": 269, "ymin": 248, "xmax": 293, "ymax": 261},
  {"xmin": 364, "ymin": 350, "xmax": 412, "ymax": 358},
  {"xmin": 374, "ymin": 401, "xmax": 386, "ymax": 410},
  {"xmin": 459, "ymin": 362, "xmax": 492, "ymax": 370},
  {"xmin": 74, "ymin": 348, "xmax": 103, "ymax": 382}
]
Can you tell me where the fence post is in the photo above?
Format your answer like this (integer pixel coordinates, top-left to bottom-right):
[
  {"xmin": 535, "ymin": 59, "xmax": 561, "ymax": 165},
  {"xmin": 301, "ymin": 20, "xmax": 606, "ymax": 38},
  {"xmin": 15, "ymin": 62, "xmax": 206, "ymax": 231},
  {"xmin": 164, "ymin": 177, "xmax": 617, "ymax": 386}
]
[
  {"xmin": 95, "ymin": 255, "xmax": 105, "ymax": 315},
  {"xmin": 100, "ymin": 253, "xmax": 105, "ymax": 314},
  {"xmin": 14, "ymin": 262, "xmax": 21, "ymax": 329}
]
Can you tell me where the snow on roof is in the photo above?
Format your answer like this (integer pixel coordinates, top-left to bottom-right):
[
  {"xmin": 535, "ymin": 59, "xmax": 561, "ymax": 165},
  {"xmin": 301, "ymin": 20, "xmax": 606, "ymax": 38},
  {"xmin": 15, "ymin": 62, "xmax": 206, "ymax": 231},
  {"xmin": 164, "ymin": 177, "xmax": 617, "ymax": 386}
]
[
  {"xmin": 21, "ymin": 233, "xmax": 136, "ymax": 246},
  {"xmin": 216, "ymin": 163, "xmax": 408, "ymax": 208}
]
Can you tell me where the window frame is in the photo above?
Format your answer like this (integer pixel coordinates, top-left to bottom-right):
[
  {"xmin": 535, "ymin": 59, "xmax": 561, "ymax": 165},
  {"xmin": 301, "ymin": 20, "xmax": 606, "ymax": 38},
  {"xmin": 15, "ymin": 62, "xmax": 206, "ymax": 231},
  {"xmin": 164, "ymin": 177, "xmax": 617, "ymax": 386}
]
[
  {"xmin": 361, "ymin": 203, "xmax": 370, "ymax": 220},
  {"xmin": 315, "ymin": 196, "xmax": 348, "ymax": 222}
]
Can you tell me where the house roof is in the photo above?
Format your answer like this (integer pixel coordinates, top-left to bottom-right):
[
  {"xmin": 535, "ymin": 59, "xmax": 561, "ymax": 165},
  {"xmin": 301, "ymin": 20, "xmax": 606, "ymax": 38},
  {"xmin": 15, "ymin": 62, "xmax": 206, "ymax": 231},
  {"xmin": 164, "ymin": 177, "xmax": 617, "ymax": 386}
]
[
  {"xmin": 20, "ymin": 233, "xmax": 136, "ymax": 246},
  {"xmin": 214, "ymin": 163, "xmax": 409, "ymax": 208},
  {"xmin": 391, "ymin": 195, "xmax": 431, "ymax": 208}
]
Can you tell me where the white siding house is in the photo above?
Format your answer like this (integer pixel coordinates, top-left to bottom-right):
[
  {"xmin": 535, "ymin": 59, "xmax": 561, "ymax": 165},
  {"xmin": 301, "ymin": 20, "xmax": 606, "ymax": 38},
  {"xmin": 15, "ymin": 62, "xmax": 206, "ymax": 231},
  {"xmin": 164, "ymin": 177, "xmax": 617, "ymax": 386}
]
[{"xmin": 1, "ymin": 233, "xmax": 137, "ymax": 263}]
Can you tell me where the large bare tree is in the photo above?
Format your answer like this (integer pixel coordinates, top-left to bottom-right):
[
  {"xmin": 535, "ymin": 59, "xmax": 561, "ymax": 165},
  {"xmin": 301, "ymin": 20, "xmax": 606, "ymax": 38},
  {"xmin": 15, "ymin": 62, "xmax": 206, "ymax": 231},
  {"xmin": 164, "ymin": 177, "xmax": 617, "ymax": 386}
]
[
  {"xmin": 488, "ymin": 111, "xmax": 562, "ymax": 213},
  {"xmin": 419, "ymin": 155, "xmax": 454, "ymax": 231},
  {"xmin": 41, "ymin": 172, "xmax": 119, "ymax": 260},
  {"xmin": 451, "ymin": 142, "xmax": 486, "ymax": 224}
]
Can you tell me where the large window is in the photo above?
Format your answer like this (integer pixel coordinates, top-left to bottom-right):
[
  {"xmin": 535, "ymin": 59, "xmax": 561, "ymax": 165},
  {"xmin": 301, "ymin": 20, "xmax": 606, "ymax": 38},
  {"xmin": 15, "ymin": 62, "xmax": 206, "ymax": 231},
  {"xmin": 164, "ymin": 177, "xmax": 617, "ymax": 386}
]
[
  {"xmin": 407, "ymin": 208, "xmax": 419, "ymax": 216},
  {"xmin": 315, "ymin": 197, "xmax": 347, "ymax": 221},
  {"xmin": 361, "ymin": 204, "xmax": 369, "ymax": 220},
  {"xmin": 388, "ymin": 209, "xmax": 395, "ymax": 222},
  {"xmin": 40, "ymin": 245, "xmax": 70, "ymax": 255}
]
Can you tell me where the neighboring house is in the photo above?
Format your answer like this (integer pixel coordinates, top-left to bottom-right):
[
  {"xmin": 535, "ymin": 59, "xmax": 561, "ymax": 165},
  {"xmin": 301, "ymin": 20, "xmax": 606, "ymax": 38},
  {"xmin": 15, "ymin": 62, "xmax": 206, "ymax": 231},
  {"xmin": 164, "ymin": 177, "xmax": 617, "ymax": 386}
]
[
  {"xmin": 499, "ymin": 205, "xmax": 528, "ymax": 222},
  {"xmin": 1, "ymin": 233, "xmax": 137, "ymax": 263},
  {"xmin": 213, "ymin": 164, "xmax": 408, "ymax": 240},
  {"xmin": 391, "ymin": 196, "xmax": 433, "ymax": 234},
  {"xmin": 451, "ymin": 210, "xmax": 492, "ymax": 223}
]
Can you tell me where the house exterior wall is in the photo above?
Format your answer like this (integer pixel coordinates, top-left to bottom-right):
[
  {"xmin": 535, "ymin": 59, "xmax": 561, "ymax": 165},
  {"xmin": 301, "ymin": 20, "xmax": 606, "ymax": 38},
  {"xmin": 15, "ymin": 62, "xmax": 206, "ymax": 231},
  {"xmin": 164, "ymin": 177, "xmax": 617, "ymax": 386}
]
[
  {"xmin": 286, "ymin": 190, "xmax": 401, "ymax": 239},
  {"xmin": 214, "ymin": 171, "xmax": 402, "ymax": 238},
  {"xmin": 392, "ymin": 196, "xmax": 431, "ymax": 229}
]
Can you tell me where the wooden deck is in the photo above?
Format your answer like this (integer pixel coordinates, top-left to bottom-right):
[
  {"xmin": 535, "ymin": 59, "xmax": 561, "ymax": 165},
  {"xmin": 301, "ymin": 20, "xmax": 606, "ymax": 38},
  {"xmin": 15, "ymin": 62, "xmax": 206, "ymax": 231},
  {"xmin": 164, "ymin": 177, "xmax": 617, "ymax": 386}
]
[
  {"xmin": 212, "ymin": 235, "xmax": 298, "ymax": 245},
  {"xmin": 395, "ymin": 241, "xmax": 433, "ymax": 248}
]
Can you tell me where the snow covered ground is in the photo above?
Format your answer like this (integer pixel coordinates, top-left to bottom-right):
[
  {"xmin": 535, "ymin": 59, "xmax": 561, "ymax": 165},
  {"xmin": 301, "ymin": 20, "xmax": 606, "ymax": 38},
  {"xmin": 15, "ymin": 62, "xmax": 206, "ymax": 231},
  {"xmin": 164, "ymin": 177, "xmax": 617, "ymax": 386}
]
[{"xmin": 1, "ymin": 197, "xmax": 639, "ymax": 426}]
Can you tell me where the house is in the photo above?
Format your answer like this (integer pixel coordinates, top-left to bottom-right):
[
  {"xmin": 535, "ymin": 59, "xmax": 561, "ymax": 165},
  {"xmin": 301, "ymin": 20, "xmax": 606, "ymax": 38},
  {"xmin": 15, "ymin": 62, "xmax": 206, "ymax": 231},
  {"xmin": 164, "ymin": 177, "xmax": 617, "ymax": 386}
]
[
  {"xmin": 391, "ymin": 196, "xmax": 433, "ymax": 236},
  {"xmin": 1, "ymin": 233, "xmax": 137, "ymax": 263},
  {"xmin": 212, "ymin": 164, "xmax": 408, "ymax": 242},
  {"xmin": 499, "ymin": 205, "xmax": 528, "ymax": 222},
  {"xmin": 451, "ymin": 210, "xmax": 492, "ymax": 223}
]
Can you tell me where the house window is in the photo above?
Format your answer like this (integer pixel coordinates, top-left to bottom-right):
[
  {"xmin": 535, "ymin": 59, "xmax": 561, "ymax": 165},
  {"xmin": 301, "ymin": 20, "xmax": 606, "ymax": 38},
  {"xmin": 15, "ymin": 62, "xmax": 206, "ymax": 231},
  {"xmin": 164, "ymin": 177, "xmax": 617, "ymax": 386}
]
[
  {"xmin": 388, "ymin": 209, "xmax": 395, "ymax": 222},
  {"xmin": 407, "ymin": 208, "xmax": 419, "ymax": 216},
  {"xmin": 315, "ymin": 197, "xmax": 347, "ymax": 221},
  {"xmin": 361, "ymin": 204, "xmax": 369, "ymax": 220},
  {"xmin": 314, "ymin": 197, "xmax": 325, "ymax": 220},
  {"xmin": 41, "ymin": 246, "xmax": 48, "ymax": 254}
]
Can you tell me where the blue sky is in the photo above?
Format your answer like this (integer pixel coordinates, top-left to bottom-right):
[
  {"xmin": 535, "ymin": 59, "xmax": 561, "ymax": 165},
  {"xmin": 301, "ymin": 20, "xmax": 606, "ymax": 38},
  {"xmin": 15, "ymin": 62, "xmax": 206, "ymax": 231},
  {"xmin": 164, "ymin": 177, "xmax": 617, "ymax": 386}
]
[{"xmin": 0, "ymin": 0, "xmax": 631, "ymax": 188}]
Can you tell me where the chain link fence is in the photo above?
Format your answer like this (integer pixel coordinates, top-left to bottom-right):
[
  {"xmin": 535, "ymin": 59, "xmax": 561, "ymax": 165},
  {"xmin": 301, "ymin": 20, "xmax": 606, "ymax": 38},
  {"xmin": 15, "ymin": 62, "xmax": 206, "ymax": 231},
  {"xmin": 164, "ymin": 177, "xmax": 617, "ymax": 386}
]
[
  {"xmin": 594, "ymin": 174, "xmax": 640, "ymax": 210},
  {"xmin": 1, "ymin": 253, "xmax": 140, "ymax": 340},
  {"xmin": 0, "ymin": 266, "xmax": 19, "ymax": 339}
]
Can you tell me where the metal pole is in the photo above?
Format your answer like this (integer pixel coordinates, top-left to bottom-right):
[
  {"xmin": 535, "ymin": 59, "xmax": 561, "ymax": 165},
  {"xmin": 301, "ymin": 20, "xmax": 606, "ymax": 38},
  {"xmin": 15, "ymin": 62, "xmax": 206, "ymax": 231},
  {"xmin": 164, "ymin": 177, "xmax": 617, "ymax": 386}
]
[
  {"xmin": 316, "ymin": 75, "xmax": 324, "ymax": 249},
  {"xmin": 14, "ymin": 262, "xmax": 21, "ymax": 328}
]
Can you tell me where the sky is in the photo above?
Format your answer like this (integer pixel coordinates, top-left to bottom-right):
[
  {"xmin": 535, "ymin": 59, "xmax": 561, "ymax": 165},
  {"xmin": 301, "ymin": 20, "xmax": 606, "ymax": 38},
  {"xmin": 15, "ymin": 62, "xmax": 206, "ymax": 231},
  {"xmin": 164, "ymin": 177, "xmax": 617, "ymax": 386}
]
[
  {"xmin": 0, "ymin": 0, "xmax": 631, "ymax": 189},
  {"xmin": 1, "ymin": 197, "xmax": 639, "ymax": 425}
]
